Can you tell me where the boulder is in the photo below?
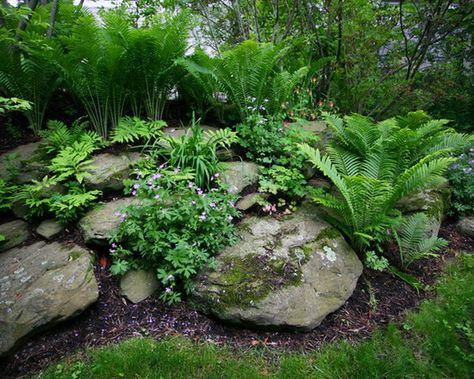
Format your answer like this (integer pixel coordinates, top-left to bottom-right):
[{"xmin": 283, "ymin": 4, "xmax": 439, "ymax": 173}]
[
  {"xmin": 0, "ymin": 241, "xmax": 98, "ymax": 356},
  {"xmin": 84, "ymin": 152, "xmax": 141, "ymax": 193},
  {"xmin": 192, "ymin": 206, "xmax": 363, "ymax": 331},
  {"xmin": 0, "ymin": 220, "xmax": 30, "ymax": 252},
  {"xmin": 397, "ymin": 186, "xmax": 450, "ymax": 237},
  {"xmin": 457, "ymin": 217, "xmax": 474, "ymax": 238},
  {"xmin": 220, "ymin": 161, "xmax": 259, "ymax": 194},
  {"xmin": 36, "ymin": 219, "xmax": 64, "ymax": 240},
  {"xmin": 120, "ymin": 269, "xmax": 159, "ymax": 303},
  {"xmin": 236, "ymin": 193, "xmax": 267, "ymax": 211},
  {"xmin": 0, "ymin": 142, "xmax": 47, "ymax": 183},
  {"xmin": 78, "ymin": 197, "xmax": 141, "ymax": 246}
]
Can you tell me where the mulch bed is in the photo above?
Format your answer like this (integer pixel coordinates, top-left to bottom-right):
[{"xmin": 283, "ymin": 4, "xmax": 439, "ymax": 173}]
[{"xmin": 0, "ymin": 223, "xmax": 472, "ymax": 379}]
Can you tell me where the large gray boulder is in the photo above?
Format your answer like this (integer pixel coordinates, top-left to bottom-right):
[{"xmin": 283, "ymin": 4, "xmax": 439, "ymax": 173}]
[
  {"xmin": 78, "ymin": 197, "xmax": 141, "ymax": 246},
  {"xmin": 0, "ymin": 241, "xmax": 98, "ymax": 356},
  {"xmin": 0, "ymin": 220, "xmax": 30, "ymax": 252},
  {"xmin": 457, "ymin": 217, "xmax": 474, "ymax": 238},
  {"xmin": 36, "ymin": 219, "xmax": 64, "ymax": 240},
  {"xmin": 84, "ymin": 152, "xmax": 141, "ymax": 193},
  {"xmin": 220, "ymin": 161, "xmax": 259, "ymax": 194},
  {"xmin": 192, "ymin": 206, "xmax": 363, "ymax": 331},
  {"xmin": 397, "ymin": 185, "xmax": 450, "ymax": 237},
  {"xmin": 120, "ymin": 269, "xmax": 159, "ymax": 303}
]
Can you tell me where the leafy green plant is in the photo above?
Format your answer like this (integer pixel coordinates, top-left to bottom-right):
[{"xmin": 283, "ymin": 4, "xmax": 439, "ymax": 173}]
[
  {"xmin": 0, "ymin": 179, "xmax": 16, "ymax": 211},
  {"xmin": 0, "ymin": 96, "xmax": 31, "ymax": 114},
  {"xmin": 447, "ymin": 143, "xmax": 474, "ymax": 217},
  {"xmin": 110, "ymin": 117, "xmax": 165, "ymax": 145},
  {"xmin": 258, "ymin": 165, "xmax": 308, "ymax": 199},
  {"xmin": 39, "ymin": 119, "xmax": 105, "ymax": 156},
  {"xmin": 180, "ymin": 40, "xmax": 308, "ymax": 120},
  {"xmin": 393, "ymin": 213, "xmax": 448, "ymax": 269},
  {"xmin": 110, "ymin": 166, "xmax": 240, "ymax": 303},
  {"xmin": 159, "ymin": 118, "xmax": 237, "ymax": 189},
  {"xmin": 49, "ymin": 140, "xmax": 99, "ymax": 183},
  {"xmin": 299, "ymin": 112, "xmax": 466, "ymax": 254}
]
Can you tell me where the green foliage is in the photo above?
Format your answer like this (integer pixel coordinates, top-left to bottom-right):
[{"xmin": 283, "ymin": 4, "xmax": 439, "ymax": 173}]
[
  {"xmin": 299, "ymin": 111, "xmax": 465, "ymax": 253},
  {"xmin": 0, "ymin": 35, "xmax": 62, "ymax": 134},
  {"xmin": 159, "ymin": 118, "xmax": 237, "ymax": 189},
  {"xmin": 393, "ymin": 213, "xmax": 448, "ymax": 269},
  {"xmin": 39, "ymin": 119, "xmax": 105, "ymax": 156},
  {"xmin": 110, "ymin": 117, "xmax": 165, "ymax": 144},
  {"xmin": 49, "ymin": 140, "xmax": 98, "ymax": 183},
  {"xmin": 258, "ymin": 166, "xmax": 307, "ymax": 200},
  {"xmin": 447, "ymin": 144, "xmax": 474, "ymax": 217},
  {"xmin": 110, "ymin": 166, "xmax": 240, "ymax": 303},
  {"xmin": 180, "ymin": 40, "xmax": 308, "ymax": 120},
  {"xmin": 0, "ymin": 179, "xmax": 16, "ymax": 211},
  {"xmin": 0, "ymin": 96, "xmax": 31, "ymax": 114}
]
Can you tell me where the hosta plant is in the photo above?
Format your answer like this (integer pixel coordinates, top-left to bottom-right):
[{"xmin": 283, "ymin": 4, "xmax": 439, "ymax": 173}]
[{"xmin": 110, "ymin": 166, "xmax": 240, "ymax": 304}]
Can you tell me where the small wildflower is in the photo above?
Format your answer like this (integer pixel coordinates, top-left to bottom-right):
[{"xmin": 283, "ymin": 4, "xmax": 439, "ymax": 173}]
[
  {"xmin": 164, "ymin": 274, "xmax": 174, "ymax": 282},
  {"xmin": 152, "ymin": 173, "xmax": 162, "ymax": 180},
  {"xmin": 227, "ymin": 215, "xmax": 233, "ymax": 222},
  {"xmin": 197, "ymin": 188, "xmax": 204, "ymax": 195},
  {"xmin": 209, "ymin": 202, "xmax": 216, "ymax": 208},
  {"xmin": 191, "ymin": 200, "xmax": 196, "ymax": 205},
  {"xmin": 165, "ymin": 287, "xmax": 172, "ymax": 293},
  {"xmin": 463, "ymin": 167, "xmax": 472, "ymax": 174},
  {"xmin": 154, "ymin": 194, "xmax": 161, "ymax": 199},
  {"xmin": 187, "ymin": 182, "xmax": 194, "ymax": 188},
  {"xmin": 133, "ymin": 183, "xmax": 140, "ymax": 189},
  {"xmin": 111, "ymin": 243, "xmax": 117, "ymax": 249},
  {"xmin": 199, "ymin": 212, "xmax": 207, "ymax": 220},
  {"xmin": 159, "ymin": 163, "xmax": 166, "ymax": 169},
  {"xmin": 131, "ymin": 190, "xmax": 137, "ymax": 196}
]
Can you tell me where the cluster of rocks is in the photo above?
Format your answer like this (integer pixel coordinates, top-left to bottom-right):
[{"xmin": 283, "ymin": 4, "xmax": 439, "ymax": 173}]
[{"xmin": 2, "ymin": 121, "xmax": 469, "ymax": 356}]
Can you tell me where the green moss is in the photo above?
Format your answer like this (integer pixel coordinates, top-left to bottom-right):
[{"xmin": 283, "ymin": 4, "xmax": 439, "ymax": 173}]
[
  {"xmin": 210, "ymin": 253, "xmax": 302, "ymax": 311},
  {"xmin": 315, "ymin": 227, "xmax": 341, "ymax": 242},
  {"xmin": 69, "ymin": 250, "xmax": 83, "ymax": 261}
]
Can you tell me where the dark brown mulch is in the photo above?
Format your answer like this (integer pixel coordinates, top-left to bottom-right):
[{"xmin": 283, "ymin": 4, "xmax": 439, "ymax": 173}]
[{"xmin": 0, "ymin": 223, "xmax": 472, "ymax": 379}]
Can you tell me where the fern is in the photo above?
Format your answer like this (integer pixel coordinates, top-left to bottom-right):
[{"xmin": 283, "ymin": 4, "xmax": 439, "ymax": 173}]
[
  {"xmin": 299, "ymin": 111, "xmax": 467, "ymax": 254},
  {"xmin": 393, "ymin": 213, "xmax": 448, "ymax": 268},
  {"xmin": 49, "ymin": 187, "xmax": 102, "ymax": 224},
  {"xmin": 110, "ymin": 117, "xmax": 165, "ymax": 144},
  {"xmin": 49, "ymin": 140, "xmax": 98, "ymax": 183}
]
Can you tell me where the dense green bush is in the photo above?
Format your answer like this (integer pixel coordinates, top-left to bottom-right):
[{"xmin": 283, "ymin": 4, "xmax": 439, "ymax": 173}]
[
  {"xmin": 300, "ymin": 111, "xmax": 467, "ymax": 255},
  {"xmin": 110, "ymin": 166, "xmax": 240, "ymax": 303}
]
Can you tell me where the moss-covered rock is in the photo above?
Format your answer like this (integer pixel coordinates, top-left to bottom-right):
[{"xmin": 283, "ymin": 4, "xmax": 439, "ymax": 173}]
[
  {"xmin": 220, "ymin": 161, "xmax": 259, "ymax": 194},
  {"xmin": 0, "ymin": 220, "xmax": 30, "ymax": 252},
  {"xmin": 192, "ymin": 206, "xmax": 362, "ymax": 331}
]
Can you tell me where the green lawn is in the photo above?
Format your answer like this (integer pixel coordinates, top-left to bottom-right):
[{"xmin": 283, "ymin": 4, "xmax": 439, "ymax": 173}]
[{"xmin": 38, "ymin": 253, "xmax": 474, "ymax": 379}]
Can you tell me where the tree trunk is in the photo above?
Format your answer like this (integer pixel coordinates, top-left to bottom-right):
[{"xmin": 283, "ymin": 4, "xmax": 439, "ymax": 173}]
[{"xmin": 46, "ymin": 0, "xmax": 59, "ymax": 38}]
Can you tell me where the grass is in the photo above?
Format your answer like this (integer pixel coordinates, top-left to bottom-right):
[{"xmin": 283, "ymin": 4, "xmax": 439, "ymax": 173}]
[{"xmin": 37, "ymin": 253, "xmax": 474, "ymax": 379}]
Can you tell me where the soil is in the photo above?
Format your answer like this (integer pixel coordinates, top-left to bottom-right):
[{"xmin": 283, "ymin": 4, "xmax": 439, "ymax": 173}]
[{"xmin": 1, "ymin": 222, "xmax": 472, "ymax": 379}]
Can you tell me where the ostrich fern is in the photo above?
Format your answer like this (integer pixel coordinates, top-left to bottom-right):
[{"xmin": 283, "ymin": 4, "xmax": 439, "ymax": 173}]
[{"xmin": 299, "ymin": 112, "xmax": 468, "ymax": 253}]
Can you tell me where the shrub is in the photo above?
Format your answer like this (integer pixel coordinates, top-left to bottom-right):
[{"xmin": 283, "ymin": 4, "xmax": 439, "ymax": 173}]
[
  {"xmin": 447, "ymin": 143, "xmax": 474, "ymax": 217},
  {"xmin": 110, "ymin": 166, "xmax": 240, "ymax": 303}
]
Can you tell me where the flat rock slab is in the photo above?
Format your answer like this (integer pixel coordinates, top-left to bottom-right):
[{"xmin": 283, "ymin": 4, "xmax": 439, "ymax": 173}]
[
  {"xmin": 36, "ymin": 220, "xmax": 64, "ymax": 240},
  {"xmin": 0, "ymin": 241, "xmax": 98, "ymax": 356},
  {"xmin": 0, "ymin": 220, "xmax": 30, "ymax": 252},
  {"xmin": 220, "ymin": 161, "xmax": 259, "ymax": 194},
  {"xmin": 457, "ymin": 217, "xmax": 474, "ymax": 238},
  {"xmin": 78, "ymin": 197, "xmax": 141, "ymax": 246},
  {"xmin": 120, "ymin": 269, "xmax": 159, "ymax": 303},
  {"xmin": 193, "ymin": 206, "xmax": 363, "ymax": 331},
  {"xmin": 84, "ymin": 152, "xmax": 141, "ymax": 193},
  {"xmin": 236, "ymin": 193, "xmax": 267, "ymax": 211}
]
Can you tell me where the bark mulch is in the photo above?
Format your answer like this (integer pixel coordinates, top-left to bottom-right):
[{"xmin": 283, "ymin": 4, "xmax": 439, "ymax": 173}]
[{"xmin": 0, "ymin": 223, "xmax": 472, "ymax": 379}]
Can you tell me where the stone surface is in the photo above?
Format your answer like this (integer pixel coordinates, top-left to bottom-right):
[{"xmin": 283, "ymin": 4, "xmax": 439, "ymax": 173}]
[
  {"xmin": 78, "ymin": 197, "xmax": 141, "ymax": 246},
  {"xmin": 84, "ymin": 152, "xmax": 141, "ymax": 193},
  {"xmin": 457, "ymin": 217, "xmax": 474, "ymax": 238},
  {"xmin": 0, "ymin": 142, "xmax": 47, "ymax": 183},
  {"xmin": 120, "ymin": 269, "xmax": 159, "ymax": 303},
  {"xmin": 36, "ymin": 220, "xmax": 64, "ymax": 240},
  {"xmin": 0, "ymin": 241, "xmax": 98, "ymax": 355},
  {"xmin": 193, "ymin": 206, "xmax": 363, "ymax": 331},
  {"xmin": 296, "ymin": 120, "xmax": 330, "ymax": 153},
  {"xmin": 236, "ymin": 193, "xmax": 267, "ymax": 211},
  {"xmin": 397, "ymin": 185, "xmax": 450, "ymax": 237},
  {"xmin": 220, "ymin": 161, "xmax": 259, "ymax": 194},
  {"xmin": 0, "ymin": 220, "xmax": 30, "ymax": 252}
]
